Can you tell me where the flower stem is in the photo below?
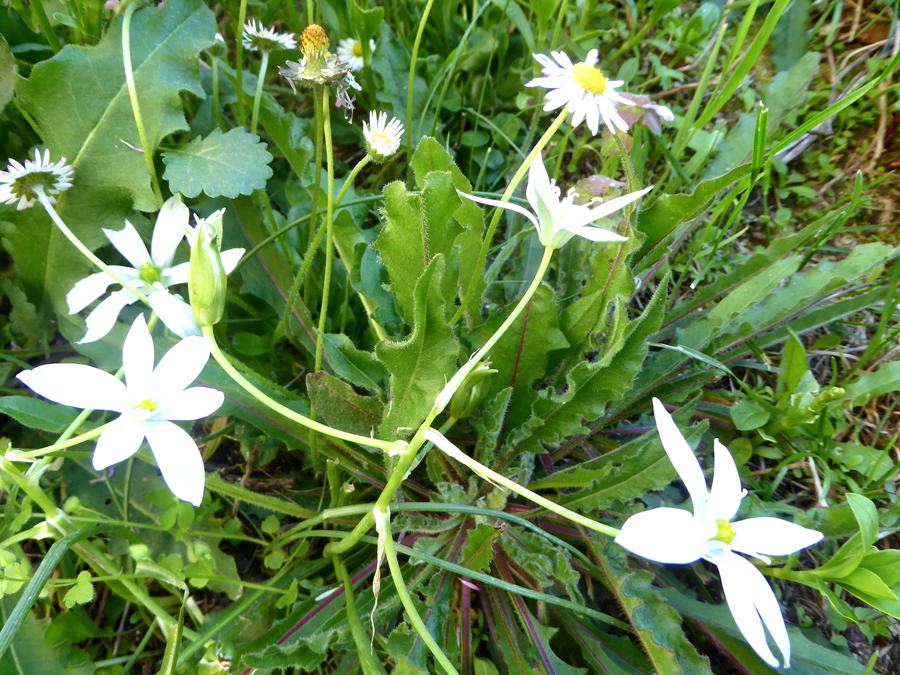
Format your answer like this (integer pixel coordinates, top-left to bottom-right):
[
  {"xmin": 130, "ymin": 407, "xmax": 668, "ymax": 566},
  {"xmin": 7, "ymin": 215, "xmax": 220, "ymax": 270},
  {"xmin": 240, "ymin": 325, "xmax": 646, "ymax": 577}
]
[
  {"xmin": 212, "ymin": 56, "xmax": 226, "ymax": 132},
  {"xmin": 13, "ymin": 423, "xmax": 111, "ymax": 460},
  {"xmin": 36, "ymin": 189, "xmax": 153, "ymax": 306},
  {"xmin": 122, "ymin": 2, "xmax": 163, "ymax": 207},
  {"xmin": 450, "ymin": 107, "xmax": 568, "ymax": 327},
  {"xmin": 375, "ymin": 507, "xmax": 460, "ymax": 675},
  {"xmin": 406, "ymin": 0, "xmax": 436, "ymax": 174},
  {"xmin": 612, "ymin": 133, "xmax": 641, "ymax": 225},
  {"xmin": 332, "ymin": 555, "xmax": 385, "ymax": 674},
  {"xmin": 249, "ymin": 50, "xmax": 269, "ymax": 136},
  {"xmin": 234, "ymin": 0, "xmax": 248, "ymax": 126},
  {"xmin": 202, "ymin": 326, "xmax": 399, "ymax": 452},
  {"xmin": 424, "ymin": 429, "xmax": 620, "ymax": 538},
  {"xmin": 314, "ymin": 85, "xmax": 335, "ymax": 374}
]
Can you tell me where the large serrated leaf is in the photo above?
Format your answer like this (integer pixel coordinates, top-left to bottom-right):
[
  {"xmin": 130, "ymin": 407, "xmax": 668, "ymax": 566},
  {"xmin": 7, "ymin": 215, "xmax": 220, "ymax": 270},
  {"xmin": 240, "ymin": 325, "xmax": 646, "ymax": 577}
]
[
  {"xmin": 162, "ymin": 127, "xmax": 273, "ymax": 198},
  {"xmin": 306, "ymin": 371, "xmax": 383, "ymax": 437},
  {"xmin": 8, "ymin": 0, "xmax": 214, "ymax": 314},
  {"xmin": 377, "ymin": 257, "xmax": 459, "ymax": 438}
]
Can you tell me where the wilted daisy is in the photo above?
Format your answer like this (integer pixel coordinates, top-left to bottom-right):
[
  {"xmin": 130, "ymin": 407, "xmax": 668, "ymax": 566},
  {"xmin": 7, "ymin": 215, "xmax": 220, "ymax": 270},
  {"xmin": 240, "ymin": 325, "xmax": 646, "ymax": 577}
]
[
  {"xmin": 67, "ymin": 195, "xmax": 244, "ymax": 344},
  {"xmin": 336, "ymin": 37, "xmax": 375, "ymax": 72},
  {"xmin": 459, "ymin": 155, "xmax": 650, "ymax": 249},
  {"xmin": 17, "ymin": 314, "xmax": 224, "ymax": 506},
  {"xmin": 0, "ymin": 149, "xmax": 74, "ymax": 211},
  {"xmin": 526, "ymin": 49, "xmax": 633, "ymax": 136},
  {"xmin": 242, "ymin": 19, "xmax": 297, "ymax": 53},
  {"xmin": 280, "ymin": 24, "xmax": 356, "ymax": 90},
  {"xmin": 363, "ymin": 112, "xmax": 404, "ymax": 161}
]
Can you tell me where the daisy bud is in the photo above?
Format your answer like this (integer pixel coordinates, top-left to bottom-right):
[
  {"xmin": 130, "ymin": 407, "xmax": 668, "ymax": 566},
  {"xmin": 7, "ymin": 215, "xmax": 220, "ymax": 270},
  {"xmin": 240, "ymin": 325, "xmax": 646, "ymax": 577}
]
[
  {"xmin": 207, "ymin": 33, "xmax": 228, "ymax": 59},
  {"xmin": 448, "ymin": 362, "xmax": 497, "ymax": 420},
  {"xmin": 187, "ymin": 210, "xmax": 228, "ymax": 327}
]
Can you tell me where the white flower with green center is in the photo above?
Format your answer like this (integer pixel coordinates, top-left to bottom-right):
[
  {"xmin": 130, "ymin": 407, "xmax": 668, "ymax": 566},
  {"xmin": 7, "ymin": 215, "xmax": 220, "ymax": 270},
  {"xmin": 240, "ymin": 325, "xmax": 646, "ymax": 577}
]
[
  {"xmin": 336, "ymin": 37, "xmax": 375, "ymax": 72},
  {"xmin": 241, "ymin": 19, "xmax": 297, "ymax": 53},
  {"xmin": 0, "ymin": 149, "xmax": 74, "ymax": 211},
  {"xmin": 526, "ymin": 49, "xmax": 633, "ymax": 135},
  {"xmin": 615, "ymin": 398, "xmax": 824, "ymax": 668},
  {"xmin": 67, "ymin": 195, "xmax": 244, "ymax": 344},
  {"xmin": 458, "ymin": 155, "xmax": 650, "ymax": 249},
  {"xmin": 363, "ymin": 111, "xmax": 404, "ymax": 161},
  {"xmin": 17, "ymin": 315, "xmax": 224, "ymax": 506}
]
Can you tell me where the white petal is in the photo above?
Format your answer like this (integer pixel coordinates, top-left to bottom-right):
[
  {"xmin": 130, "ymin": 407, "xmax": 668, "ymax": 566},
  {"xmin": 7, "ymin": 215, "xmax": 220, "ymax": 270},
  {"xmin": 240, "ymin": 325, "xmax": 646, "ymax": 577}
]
[
  {"xmin": 525, "ymin": 158, "xmax": 558, "ymax": 241},
  {"xmin": 146, "ymin": 291, "xmax": 201, "ymax": 338},
  {"xmin": 93, "ymin": 416, "xmax": 145, "ymax": 469},
  {"xmin": 615, "ymin": 507, "xmax": 708, "ymax": 564},
  {"xmin": 731, "ymin": 518, "xmax": 824, "ymax": 558},
  {"xmin": 652, "ymin": 398, "xmax": 708, "ymax": 513},
  {"xmin": 17, "ymin": 364, "xmax": 128, "ymax": 411},
  {"xmin": 149, "ymin": 334, "xmax": 210, "ymax": 395},
  {"xmin": 67, "ymin": 272, "xmax": 117, "ymax": 313},
  {"xmin": 574, "ymin": 186, "xmax": 652, "ymax": 227},
  {"xmin": 566, "ymin": 224, "xmax": 628, "ymax": 243},
  {"xmin": 104, "ymin": 222, "xmax": 152, "ymax": 271},
  {"xmin": 144, "ymin": 421, "xmax": 205, "ymax": 506},
  {"xmin": 78, "ymin": 291, "xmax": 137, "ymax": 344},
  {"xmin": 585, "ymin": 99, "xmax": 601, "ymax": 136},
  {"xmin": 707, "ymin": 439, "xmax": 744, "ymax": 521},
  {"xmin": 714, "ymin": 551, "xmax": 789, "ymax": 668},
  {"xmin": 163, "ymin": 261, "xmax": 189, "ymax": 287},
  {"xmin": 122, "ymin": 314, "xmax": 154, "ymax": 392},
  {"xmin": 158, "ymin": 387, "xmax": 224, "ymax": 421},
  {"xmin": 457, "ymin": 191, "xmax": 540, "ymax": 232},
  {"xmin": 150, "ymin": 195, "xmax": 189, "ymax": 270},
  {"xmin": 220, "ymin": 248, "xmax": 245, "ymax": 273}
]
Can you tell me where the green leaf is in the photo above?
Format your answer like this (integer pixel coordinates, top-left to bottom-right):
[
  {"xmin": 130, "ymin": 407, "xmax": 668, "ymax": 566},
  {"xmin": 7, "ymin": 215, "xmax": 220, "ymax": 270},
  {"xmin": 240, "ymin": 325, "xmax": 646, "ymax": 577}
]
[
  {"xmin": 0, "ymin": 34, "xmax": 14, "ymax": 113},
  {"xmin": 322, "ymin": 333, "xmax": 388, "ymax": 395},
  {"xmin": 843, "ymin": 361, "xmax": 900, "ymax": 407},
  {"xmin": 846, "ymin": 493, "xmax": 878, "ymax": 548},
  {"xmin": 0, "ymin": 395, "xmax": 78, "ymax": 433},
  {"xmin": 460, "ymin": 524, "xmax": 502, "ymax": 573},
  {"xmin": 9, "ymin": 0, "xmax": 215, "ymax": 313},
  {"xmin": 306, "ymin": 371, "xmax": 383, "ymax": 437},
  {"xmin": 781, "ymin": 331, "xmax": 809, "ymax": 397},
  {"xmin": 730, "ymin": 399, "xmax": 771, "ymax": 431},
  {"xmin": 162, "ymin": 127, "xmax": 273, "ymax": 198},
  {"xmin": 154, "ymin": 601, "xmax": 184, "ymax": 675},
  {"xmin": 377, "ymin": 257, "xmax": 459, "ymax": 438},
  {"xmin": 62, "ymin": 571, "xmax": 93, "ymax": 609}
]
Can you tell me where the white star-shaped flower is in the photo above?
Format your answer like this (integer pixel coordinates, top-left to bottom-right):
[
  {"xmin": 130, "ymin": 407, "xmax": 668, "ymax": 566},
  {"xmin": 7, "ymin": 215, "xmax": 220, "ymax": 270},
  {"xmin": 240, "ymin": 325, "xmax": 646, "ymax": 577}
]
[
  {"xmin": 526, "ymin": 49, "xmax": 633, "ymax": 135},
  {"xmin": 17, "ymin": 315, "xmax": 224, "ymax": 506},
  {"xmin": 66, "ymin": 195, "xmax": 244, "ymax": 344},
  {"xmin": 458, "ymin": 156, "xmax": 650, "ymax": 249},
  {"xmin": 615, "ymin": 398, "xmax": 824, "ymax": 668},
  {"xmin": 0, "ymin": 149, "xmax": 74, "ymax": 211},
  {"xmin": 336, "ymin": 37, "xmax": 375, "ymax": 72},
  {"xmin": 242, "ymin": 19, "xmax": 297, "ymax": 53}
]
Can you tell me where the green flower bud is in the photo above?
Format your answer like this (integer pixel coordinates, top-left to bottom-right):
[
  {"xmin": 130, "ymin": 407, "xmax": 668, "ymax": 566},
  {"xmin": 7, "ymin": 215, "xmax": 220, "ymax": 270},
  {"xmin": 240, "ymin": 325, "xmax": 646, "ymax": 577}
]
[
  {"xmin": 448, "ymin": 362, "xmax": 497, "ymax": 419},
  {"xmin": 187, "ymin": 210, "xmax": 228, "ymax": 327}
]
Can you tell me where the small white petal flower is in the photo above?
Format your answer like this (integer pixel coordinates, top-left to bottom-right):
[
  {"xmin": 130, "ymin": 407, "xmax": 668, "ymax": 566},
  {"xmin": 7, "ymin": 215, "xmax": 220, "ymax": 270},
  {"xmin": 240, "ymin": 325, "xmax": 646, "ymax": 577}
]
[
  {"xmin": 526, "ymin": 49, "xmax": 634, "ymax": 136},
  {"xmin": 363, "ymin": 112, "xmax": 404, "ymax": 162},
  {"xmin": 615, "ymin": 398, "xmax": 824, "ymax": 668},
  {"xmin": 0, "ymin": 149, "xmax": 74, "ymax": 211},
  {"xmin": 458, "ymin": 156, "xmax": 650, "ymax": 249},
  {"xmin": 336, "ymin": 37, "xmax": 375, "ymax": 72},
  {"xmin": 66, "ymin": 196, "xmax": 245, "ymax": 344},
  {"xmin": 242, "ymin": 19, "xmax": 297, "ymax": 53},
  {"xmin": 17, "ymin": 315, "xmax": 224, "ymax": 506}
]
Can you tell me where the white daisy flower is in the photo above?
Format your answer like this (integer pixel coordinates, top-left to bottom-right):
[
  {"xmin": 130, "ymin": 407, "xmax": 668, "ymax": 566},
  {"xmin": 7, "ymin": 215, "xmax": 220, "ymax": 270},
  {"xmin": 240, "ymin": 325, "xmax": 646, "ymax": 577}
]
[
  {"xmin": 66, "ymin": 195, "xmax": 244, "ymax": 344},
  {"xmin": 363, "ymin": 111, "xmax": 404, "ymax": 161},
  {"xmin": 458, "ymin": 155, "xmax": 650, "ymax": 249},
  {"xmin": 526, "ymin": 49, "xmax": 633, "ymax": 135},
  {"xmin": 336, "ymin": 37, "xmax": 375, "ymax": 72},
  {"xmin": 17, "ymin": 314, "xmax": 224, "ymax": 506},
  {"xmin": 242, "ymin": 19, "xmax": 297, "ymax": 53},
  {"xmin": 0, "ymin": 149, "xmax": 74, "ymax": 211}
]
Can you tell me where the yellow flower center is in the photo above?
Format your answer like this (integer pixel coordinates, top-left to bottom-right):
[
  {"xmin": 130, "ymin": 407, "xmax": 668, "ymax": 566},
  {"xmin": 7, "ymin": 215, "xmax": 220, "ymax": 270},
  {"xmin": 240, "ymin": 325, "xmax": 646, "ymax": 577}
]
[
  {"xmin": 139, "ymin": 262, "xmax": 161, "ymax": 285},
  {"xmin": 372, "ymin": 132, "xmax": 391, "ymax": 145},
  {"xmin": 712, "ymin": 519, "xmax": 736, "ymax": 545},
  {"xmin": 352, "ymin": 41, "xmax": 363, "ymax": 57},
  {"xmin": 572, "ymin": 62, "xmax": 609, "ymax": 95},
  {"xmin": 136, "ymin": 398, "xmax": 158, "ymax": 413}
]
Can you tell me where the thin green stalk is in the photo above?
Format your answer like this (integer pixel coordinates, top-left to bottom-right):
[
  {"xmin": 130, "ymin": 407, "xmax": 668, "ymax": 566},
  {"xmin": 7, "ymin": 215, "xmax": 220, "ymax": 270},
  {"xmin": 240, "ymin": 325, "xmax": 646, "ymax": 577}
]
[
  {"xmin": 314, "ymin": 85, "xmax": 336, "ymax": 373},
  {"xmin": 324, "ymin": 246, "xmax": 556, "ymax": 557},
  {"xmin": 333, "ymin": 555, "xmax": 388, "ymax": 675},
  {"xmin": 122, "ymin": 2, "xmax": 163, "ymax": 206},
  {"xmin": 212, "ymin": 56, "xmax": 226, "ymax": 132},
  {"xmin": 36, "ymin": 189, "xmax": 153, "ymax": 306},
  {"xmin": 375, "ymin": 508, "xmax": 460, "ymax": 675},
  {"xmin": 249, "ymin": 50, "xmax": 269, "ymax": 136},
  {"xmin": 12, "ymin": 423, "xmax": 110, "ymax": 460},
  {"xmin": 202, "ymin": 326, "xmax": 399, "ymax": 452},
  {"xmin": 234, "ymin": 0, "xmax": 248, "ymax": 126},
  {"xmin": 29, "ymin": 0, "xmax": 61, "ymax": 53},
  {"xmin": 450, "ymin": 107, "xmax": 568, "ymax": 327},
  {"xmin": 406, "ymin": 0, "xmax": 436, "ymax": 173},
  {"xmin": 424, "ymin": 429, "xmax": 620, "ymax": 538}
]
